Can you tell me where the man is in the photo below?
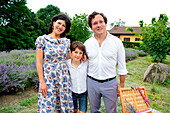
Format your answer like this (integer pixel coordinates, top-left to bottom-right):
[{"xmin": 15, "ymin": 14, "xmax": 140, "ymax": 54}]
[{"xmin": 84, "ymin": 11, "xmax": 128, "ymax": 113}]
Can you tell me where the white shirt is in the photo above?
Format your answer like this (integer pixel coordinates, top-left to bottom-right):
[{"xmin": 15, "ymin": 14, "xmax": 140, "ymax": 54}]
[
  {"xmin": 84, "ymin": 32, "xmax": 128, "ymax": 80},
  {"xmin": 66, "ymin": 59, "xmax": 88, "ymax": 94}
]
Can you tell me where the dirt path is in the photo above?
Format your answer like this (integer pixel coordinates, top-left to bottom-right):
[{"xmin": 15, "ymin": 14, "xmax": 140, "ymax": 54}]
[{"xmin": 0, "ymin": 88, "xmax": 38, "ymax": 108}]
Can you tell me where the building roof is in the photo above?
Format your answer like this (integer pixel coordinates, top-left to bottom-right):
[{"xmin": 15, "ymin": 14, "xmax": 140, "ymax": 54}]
[{"xmin": 108, "ymin": 26, "xmax": 141, "ymax": 35}]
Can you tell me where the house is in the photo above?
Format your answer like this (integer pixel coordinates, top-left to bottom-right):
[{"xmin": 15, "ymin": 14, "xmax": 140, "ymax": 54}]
[{"xmin": 108, "ymin": 25, "xmax": 141, "ymax": 42}]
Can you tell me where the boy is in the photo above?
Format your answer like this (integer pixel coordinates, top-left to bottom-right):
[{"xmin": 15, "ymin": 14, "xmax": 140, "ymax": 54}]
[{"xmin": 66, "ymin": 41, "xmax": 88, "ymax": 113}]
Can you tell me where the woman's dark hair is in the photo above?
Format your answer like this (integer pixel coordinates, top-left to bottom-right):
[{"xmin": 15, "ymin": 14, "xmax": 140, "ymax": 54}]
[
  {"xmin": 48, "ymin": 13, "xmax": 71, "ymax": 37},
  {"xmin": 88, "ymin": 11, "xmax": 107, "ymax": 28},
  {"xmin": 70, "ymin": 41, "xmax": 86, "ymax": 54}
]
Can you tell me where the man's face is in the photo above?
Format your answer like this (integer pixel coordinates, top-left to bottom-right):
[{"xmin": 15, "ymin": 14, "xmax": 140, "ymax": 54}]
[{"xmin": 91, "ymin": 14, "xmax": 107, "ymax": 35}]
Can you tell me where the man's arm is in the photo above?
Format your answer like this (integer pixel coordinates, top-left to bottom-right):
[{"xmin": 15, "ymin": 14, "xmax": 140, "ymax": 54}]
[{"xmin": 118, "ymin": 75, "xmax": 126, "ymax": 96}]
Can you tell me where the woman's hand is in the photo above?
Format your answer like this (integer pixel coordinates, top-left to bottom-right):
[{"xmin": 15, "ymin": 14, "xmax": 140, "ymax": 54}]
[{"xmin": 39, "ymin": 82, "xmax": 48, "ymax": 96}]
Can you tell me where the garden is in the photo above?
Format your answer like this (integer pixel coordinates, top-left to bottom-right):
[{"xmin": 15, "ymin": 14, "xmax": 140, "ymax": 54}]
[
  {"xmin": 0, "ymin": 49, "xmax": 169, "ymax": 113},
  {"xmin": 1, "ymin": 1, "xmax": 170, "ymax": 113}
]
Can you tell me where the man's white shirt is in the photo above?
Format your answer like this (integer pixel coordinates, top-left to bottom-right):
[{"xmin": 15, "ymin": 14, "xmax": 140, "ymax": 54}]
[{"xmin": 84, "ymin": 32, "xmax": 128, "ymax": 80}]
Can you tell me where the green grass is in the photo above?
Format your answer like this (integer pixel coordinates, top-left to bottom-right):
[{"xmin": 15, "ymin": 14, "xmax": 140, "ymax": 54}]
[
  {"xmin": 0, "ymin": 95, "xmax": 38, "ymax": 113},
  {"xmin": 0, "ymin": 55, "xmax": 169, "ymax": 113},
  {"xmin": 20, "ymin": 95, "xmax": 38, "ymax": 106}
]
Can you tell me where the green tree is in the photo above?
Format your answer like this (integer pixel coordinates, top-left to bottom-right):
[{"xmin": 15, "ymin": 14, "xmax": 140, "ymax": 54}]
[
  {"xmin": 0, "ymin": 0, "xmax": 41, "ymax": 51},
  {"xmin": 126, "ymin": 14, "xmax": 170, "ymax": 62},
  {"xmin": 110, "ymin": 19, "xmax": 125, "ymax": 28},
  {"xmin": 1, "ymin": 0, "xmax": 27, "ymax": 50},
  {"xmin": 36, "ymin": 4, "xmax": 61, "ymax": 34},
  {"xmin": 68, "ymin": 13, "xmax": 92, "ymax": 42}
]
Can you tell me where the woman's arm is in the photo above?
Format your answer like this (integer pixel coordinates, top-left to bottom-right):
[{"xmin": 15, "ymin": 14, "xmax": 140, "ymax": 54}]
[
  {"xmin": 36, "ymin": 50, "xmax": 48, "ymax": 96},
  {"xmin": 65, "ymin": 51, "xmax": 71, "ymax": 60}
]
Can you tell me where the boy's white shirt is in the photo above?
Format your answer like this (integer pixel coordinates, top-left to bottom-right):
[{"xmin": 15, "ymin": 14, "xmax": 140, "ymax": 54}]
[{"xmin": 66, "ymin": 59, "xmax": 88, "ymax": 94}]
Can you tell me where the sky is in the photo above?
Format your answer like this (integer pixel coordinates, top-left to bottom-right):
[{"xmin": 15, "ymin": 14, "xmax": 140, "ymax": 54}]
[{"xmin": 26, "ymin": 0, "xmax": 170, "ymax": 30}]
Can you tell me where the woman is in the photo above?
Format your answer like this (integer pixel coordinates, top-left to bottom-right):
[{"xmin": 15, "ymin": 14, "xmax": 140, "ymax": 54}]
[{"xmin": 35, "ymin": 13, "xmax": 74, "ymax": 113}]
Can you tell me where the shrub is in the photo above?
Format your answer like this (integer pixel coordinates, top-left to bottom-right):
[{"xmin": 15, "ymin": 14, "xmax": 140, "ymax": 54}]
[
  {"xmin": 125, "ymin": 48, "xmax": 148, "ymax": 61},
  {"xmin": 123, "ymin": 41, "xmax": 140, "ymax": 48},
  {"xmin": 0, "ymin": 50, "xmax": 38, "ymax": 94}
]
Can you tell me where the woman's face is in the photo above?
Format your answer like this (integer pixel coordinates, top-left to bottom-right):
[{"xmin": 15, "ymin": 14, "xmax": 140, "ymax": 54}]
[{"xmin": 53, "ymin": 19, "xmax": 66, "ymax": 35}]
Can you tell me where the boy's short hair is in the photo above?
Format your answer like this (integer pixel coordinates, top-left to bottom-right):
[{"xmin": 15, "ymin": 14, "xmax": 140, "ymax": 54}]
[{"xmin": 70, "ymin": 41, "xmax": 86, "ymax": 54}]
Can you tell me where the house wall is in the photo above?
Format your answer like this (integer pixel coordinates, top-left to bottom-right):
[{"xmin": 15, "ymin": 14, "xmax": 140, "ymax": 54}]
[{"xmin": 119, "ymin": 35, "xmax": 141, "ymax": 42}]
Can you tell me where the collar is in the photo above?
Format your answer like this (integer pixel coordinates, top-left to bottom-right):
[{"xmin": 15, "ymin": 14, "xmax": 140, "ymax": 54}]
[
  {"xmin": 68, "ymin": 59, "xmax": 83, "ymax": 69},
  {"xmin": 44, "ymin": 35, "xmax": 66, "ymax": 44},
  {"xmin": 92, "ymin": 31, "xmax": 111, "ymax": 39}
]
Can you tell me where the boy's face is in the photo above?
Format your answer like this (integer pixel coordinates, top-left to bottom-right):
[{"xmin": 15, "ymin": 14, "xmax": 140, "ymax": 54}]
[{"xmin": 71, "ymin": 48, "xmax": 83, "ymax": 62}]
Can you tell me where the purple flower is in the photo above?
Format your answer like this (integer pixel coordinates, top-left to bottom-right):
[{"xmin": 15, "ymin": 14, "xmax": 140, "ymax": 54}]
[{"xmin": 0, "ymin": 50, "xmax": 38, "ymax": 94}]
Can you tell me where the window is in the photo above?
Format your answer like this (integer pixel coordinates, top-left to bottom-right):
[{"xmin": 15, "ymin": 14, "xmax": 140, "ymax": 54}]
[
  {"xmin": 135, "ymin": 38, "xmax": 140, "ymax": 41},
  {"xmin": 124, "ymin": 38, "xmax": 130, "ymax": 41}
]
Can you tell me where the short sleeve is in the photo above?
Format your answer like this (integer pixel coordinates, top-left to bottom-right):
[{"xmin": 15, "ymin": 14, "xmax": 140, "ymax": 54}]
[{"xmin": 35, "ymin": 36, "xmax": 45, "ymax": 50}]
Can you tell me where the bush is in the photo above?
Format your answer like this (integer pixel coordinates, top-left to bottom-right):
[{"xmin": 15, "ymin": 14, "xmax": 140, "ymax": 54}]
[
  {"xmin": 125, "ymin": 48, "xmax": 148, "ymax": 61},
  {"xmin": 0, "ymin": 50, "xmax": 38, "ymax": 94},
  {"xmin": 123, "ymin": 41, "xmax": 140, "ymax": 48}
]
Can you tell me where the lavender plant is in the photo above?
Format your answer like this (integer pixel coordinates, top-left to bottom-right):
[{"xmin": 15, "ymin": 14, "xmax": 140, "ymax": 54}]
[
  {"xmin": 0, "ymin": 50, "xmax": 38, "ymax": 94},
  {"xmin": 125, "ymin": 48, "xmax": 148, "ymax": 61}
]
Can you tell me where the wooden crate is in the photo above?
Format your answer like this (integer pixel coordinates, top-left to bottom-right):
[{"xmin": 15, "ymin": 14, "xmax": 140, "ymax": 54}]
[{"xmin": 119, "ymin": 86, "xmax": 152, "ymax": 113}]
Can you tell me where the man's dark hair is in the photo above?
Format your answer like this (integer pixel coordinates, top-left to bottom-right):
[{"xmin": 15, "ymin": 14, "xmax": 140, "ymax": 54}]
[{"xmin": 88, "ymin": 11, "xmax": 107, "ymax": 28}]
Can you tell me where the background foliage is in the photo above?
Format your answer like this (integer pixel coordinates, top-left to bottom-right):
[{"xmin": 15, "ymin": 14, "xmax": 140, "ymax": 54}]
[
  {"xmin": 122, "ymin": 41, "xmax": 140, "ymax": 49},
  {"xmin": 0, "ymin": 0, "xmax": 91, "ymax": 51},
  {"xmin": 0, "ymin": 0, "xmax": 39, "ymax": 51},
  {"xmin": 68, "ymin": 13, "xmax": 92, "ymax": 43},
  {"xmin": 36, "ymin": 4, "xmax": 61, "ymax": 34},
  {"xmin": 126, "ymin": 14, "xmax": 170, "ymax": 62}
]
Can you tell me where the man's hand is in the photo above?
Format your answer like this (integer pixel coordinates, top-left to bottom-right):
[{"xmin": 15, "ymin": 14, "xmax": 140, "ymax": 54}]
[
  {"xmin": 82, "ymin": 54, "xmax": 88, "ymax": 62},
  {"xmin": 117, "ymin": 84, "xmax": 124, "ymax": 96}
]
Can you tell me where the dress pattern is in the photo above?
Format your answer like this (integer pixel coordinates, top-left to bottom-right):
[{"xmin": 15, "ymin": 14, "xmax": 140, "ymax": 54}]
[{"xmin": 35, "ymin": 35, "xmax": 74, "ymax": 113}]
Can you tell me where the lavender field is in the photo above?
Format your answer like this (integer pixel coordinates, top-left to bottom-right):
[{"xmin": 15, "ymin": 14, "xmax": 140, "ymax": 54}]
[
  {"xmin": 0, "ymin": 50, "xmax": 38, "ymax": 94},
  {"xmin": 0, "ymin": 49, "xmax": 148, "ymax": 95}
]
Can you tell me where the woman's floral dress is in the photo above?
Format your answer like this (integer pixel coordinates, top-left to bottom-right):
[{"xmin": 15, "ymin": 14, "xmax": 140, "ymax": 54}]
[{"xmin": 35, "ymin": 35, "xmax": 74, "ymax": 113}]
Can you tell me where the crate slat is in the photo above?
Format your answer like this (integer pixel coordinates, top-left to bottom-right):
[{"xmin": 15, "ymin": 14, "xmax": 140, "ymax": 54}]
[{"xmin": 120, "ymin": 86, "xmax": 152, "ymax": 113}]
